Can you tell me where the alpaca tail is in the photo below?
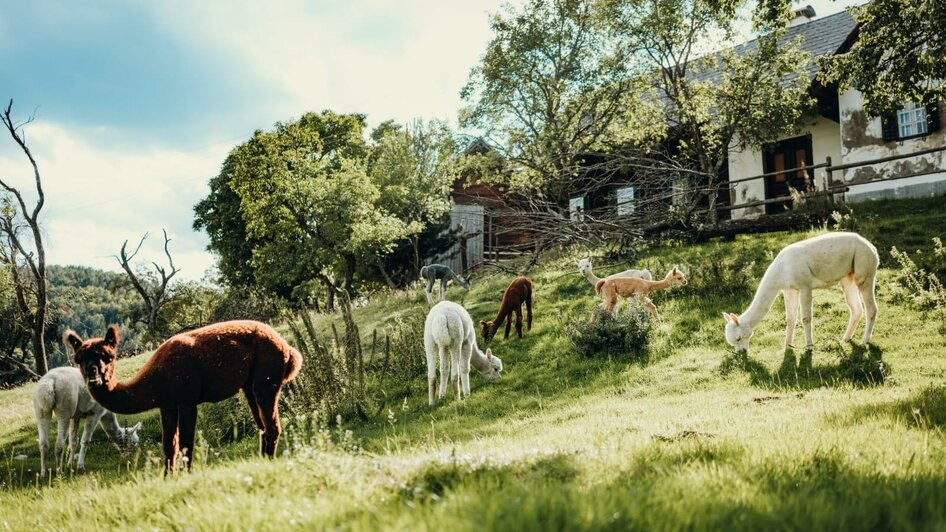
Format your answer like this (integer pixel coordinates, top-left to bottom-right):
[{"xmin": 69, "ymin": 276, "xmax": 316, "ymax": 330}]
[
  {"xmin": 420, "ymin": 265, "xmax": 428, "ymax": 280},
  {"xmin": 283, "ymin": 347, "xmax": 303, "ymax": 383},
  {"xmin": 33, "ymin": 375, "xmax": 55, "ymax": 418},
  {"xmin": 595, "ymin": 279, "xmax": 606, "ymax": 295}
]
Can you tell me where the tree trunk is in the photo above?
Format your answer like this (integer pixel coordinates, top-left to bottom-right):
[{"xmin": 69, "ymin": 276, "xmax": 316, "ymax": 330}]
[{"xmin": 30, "ymin": 320, "xmax": 47, "ymax": 375}]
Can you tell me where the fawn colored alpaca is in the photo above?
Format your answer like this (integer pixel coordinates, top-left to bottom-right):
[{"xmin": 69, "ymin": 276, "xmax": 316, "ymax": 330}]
[
  {"xmin": 480, "ymin": 276, "xmax": 533, "ymax": 342},
  {"xmin": 66, "ymin": 321, "xmax": 302, "ymax": 473},
  {"xmin": 420, "ymin": 264, "xmax": 471, "ymax": 304},
  {"xmin": 33, "ymin": 366, "xmax": 141, "ymax": 476},
  {"xmin": 425, "ymin": 301, "xmax": 503, "ymax": 405},
  {"xmin": 723, "ymin": 231, "xmax": 879, "ymax": 354},
  {"xmin": 595, "ymin": 266, "xmax": 687, "ymax": 321}
]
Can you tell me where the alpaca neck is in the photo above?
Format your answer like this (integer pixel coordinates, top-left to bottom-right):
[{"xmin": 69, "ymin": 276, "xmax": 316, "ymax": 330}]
[
  {"xmin": 89, "ymin": 375, "xmax": 157, "ymax": 415},
  {"xmin": 470, "ymin": 346, "xmax": 492, "ymax": 375},
  {"xmin": 581, "ymin": 269, "xmax": 601, "ymax": 286},
  {"xmin": 741, "ymin": 271, "xmax": 783, "ymax": 328},
  {"xmin": 99, "ymin": 411, "xmax": 125, "ymax": 442}
]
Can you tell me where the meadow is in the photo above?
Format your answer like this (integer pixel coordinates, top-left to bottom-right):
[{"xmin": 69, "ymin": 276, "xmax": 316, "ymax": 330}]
[{"xmin": 1, "ymin": 197, "xmax": 946, "ymax": 530}]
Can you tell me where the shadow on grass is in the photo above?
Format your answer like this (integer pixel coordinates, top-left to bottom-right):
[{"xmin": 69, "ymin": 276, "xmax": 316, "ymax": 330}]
[
  {"xmin": 844, "ymin": 384, "xmax": 946, "ymax": 431},
  {"xmin": 720, "ymin": 342, "xmax": 889, "ymax": 390}
]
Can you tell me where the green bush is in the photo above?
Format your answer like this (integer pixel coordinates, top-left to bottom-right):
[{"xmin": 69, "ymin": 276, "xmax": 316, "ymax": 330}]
[{"xmin": 566, "ymin": 309, "xmax": 652, "ymax": 360}]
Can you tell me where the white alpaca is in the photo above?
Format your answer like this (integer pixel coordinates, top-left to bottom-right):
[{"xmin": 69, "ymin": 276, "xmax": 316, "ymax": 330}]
[
  {"xmin": 33, "ymin": 367, "xmax": 142, "ymax": 476},
  {"xmin": 723, "ymin": 232, "xmax": 879, "ymax": 354},
  {"xmin": 577, "ymin": 258, "xmax": 652, "ymax": 286},
  {"xmin": 424, "ymin": 301, "xmax": 503, "ymax": 406}
]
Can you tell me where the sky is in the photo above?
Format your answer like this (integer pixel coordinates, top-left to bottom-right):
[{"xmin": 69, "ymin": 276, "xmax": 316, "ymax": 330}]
[{"xmin": 0, "ymin": 0, "xmax": 860, "ymax": 281}]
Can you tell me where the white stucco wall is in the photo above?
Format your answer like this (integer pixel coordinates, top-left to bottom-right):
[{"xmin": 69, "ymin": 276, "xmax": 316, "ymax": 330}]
[
  {"xmin": 728, "ymin": 115, "xmax": 842, "ymax": 219},
  {"xmin": 837, "ymin": 89, "xmax": 946, "ymax": 202}
]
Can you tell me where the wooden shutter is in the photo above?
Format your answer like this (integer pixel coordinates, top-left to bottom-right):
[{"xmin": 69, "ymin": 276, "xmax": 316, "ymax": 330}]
[
  {"xmin": 880, "ymin": 112, "xmax": 899, "ymax": 141},
  {"xmin": 926, "ymin": 102, "xmax": 941, "ymax": 134}
]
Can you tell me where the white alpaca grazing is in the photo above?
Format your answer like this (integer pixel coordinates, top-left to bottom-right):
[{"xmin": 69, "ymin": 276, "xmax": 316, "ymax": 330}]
[
  {"xmin": 723, "ymin": 232, "xmax": 879, "ymax": 354},
  {"xmin": 33, "ymin": 366, "xmax": 142, "ymax": 476},
  {"xmin": 424, "ymin": 301, "xmax": 503, "ymax": 406}
]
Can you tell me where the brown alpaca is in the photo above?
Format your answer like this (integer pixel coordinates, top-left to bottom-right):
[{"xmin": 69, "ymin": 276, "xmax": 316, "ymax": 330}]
[
  {"xmin": 481, "ymin": 276, "xmax": 533, "ymax": 342},
  {"xmin": 65, "ymin": 321, "xmax": 302, "ymax": 474},
  {"xmin": 595, "ymin": 266, "xmax": 687, "ymax": 321}
]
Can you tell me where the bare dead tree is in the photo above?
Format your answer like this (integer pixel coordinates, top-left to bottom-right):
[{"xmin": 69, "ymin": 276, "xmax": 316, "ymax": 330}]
[
  {"xmin": 116, "ymin": 229, "xmax": 180, "ymax": 340},
  {"xmin": 0, "ymin": 100, "xmax": 49, "ymax": 376}
]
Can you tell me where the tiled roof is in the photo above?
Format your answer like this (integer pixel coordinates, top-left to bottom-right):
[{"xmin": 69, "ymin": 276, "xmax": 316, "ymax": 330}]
[{"xmin": 690, "ymin": 8, "xmax": 858, "ymax": 85}]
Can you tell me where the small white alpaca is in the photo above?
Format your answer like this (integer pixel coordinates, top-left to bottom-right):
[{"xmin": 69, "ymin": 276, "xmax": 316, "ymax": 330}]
[
  {"xmin": 424, "ymin": 301, "xmax": 503, "ymax": 406},
  {"xmin": 33, "ymin": 366, "xmax": 142, "ymax": 476},
  {"xmin": 723, "ymin": 232, "xmax": 879, "ymax": 354}
]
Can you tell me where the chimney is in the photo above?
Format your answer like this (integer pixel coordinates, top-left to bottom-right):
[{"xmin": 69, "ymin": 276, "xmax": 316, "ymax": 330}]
[{"xmin": 788, "ymin": 5, "xmax": 816, "ymax": 27}]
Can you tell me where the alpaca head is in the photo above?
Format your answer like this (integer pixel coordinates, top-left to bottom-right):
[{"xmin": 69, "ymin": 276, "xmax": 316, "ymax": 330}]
[
  {"xmin": 479, "ymin": 348, "xmax": 503, "ymax": 381},
  {"xmin": 664, "ymin": 266, "xmax": 688, "ymax": 287},
  {"xmin": 480, "ymin": 320, "xmax": 498, "ymax": 342},
  {"xmin": 123, "ymin": 421, "xmax": 143, "ymax": 448},
  {"xmin": 577, "ymin": 258, "xmax": 592, "ymax": 275},
  {"xmin": 458, "ymin": 275, "xmax": 472, "ymax": 289},
  {"xmin": 65, "ymin": 325, "xmax": 121, "ymax": 388},
  {"xmin": 723, "ymin": 313, "xmax": 752, "ymax": 354}
]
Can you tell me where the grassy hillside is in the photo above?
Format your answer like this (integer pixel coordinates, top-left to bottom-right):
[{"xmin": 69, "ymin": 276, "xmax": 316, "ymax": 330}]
[{"xmin": 1, "ymin": 198, "xmax": 946, "ymax": 530}]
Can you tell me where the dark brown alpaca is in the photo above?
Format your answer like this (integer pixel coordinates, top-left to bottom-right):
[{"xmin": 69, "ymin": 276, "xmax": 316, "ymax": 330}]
[
  {"xmin": 480, "ymin": 276, "xmax": 533, "ymax": 342},
  {"xmin": 65, "ymin": 321, "xmax": 302, "ymax": 474}
]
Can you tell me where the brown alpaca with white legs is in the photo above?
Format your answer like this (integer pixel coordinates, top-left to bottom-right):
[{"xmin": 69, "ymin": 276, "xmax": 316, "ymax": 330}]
[
  {"xmin": 595, "ymin": 267, "xmax": 687, "ymax": 321},
  {"xmin": 65, "ymin": 321, "xmax": 302, "ymax": 474},
  {"xmin": 481, "ymin": 276, "xmax": 533, "ymax": 342}
]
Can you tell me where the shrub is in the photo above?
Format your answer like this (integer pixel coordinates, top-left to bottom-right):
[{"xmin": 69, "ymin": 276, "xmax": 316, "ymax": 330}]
[
  {"xmin": 889, "ymin": 239, "xmax": 946, "ymax": 333},
  {"xmin": 566, "ymin": 309, "xmax": 652, "ymax": 360}
]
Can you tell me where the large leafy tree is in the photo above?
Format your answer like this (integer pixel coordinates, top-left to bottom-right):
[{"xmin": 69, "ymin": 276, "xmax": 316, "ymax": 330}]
[
  {"xmin": 460, "ymin": 0, "xmax": 639, "ymax": 203},
  {"xmin": 820, "ymin": 0, "xmax": 946, "ymax": 116}
]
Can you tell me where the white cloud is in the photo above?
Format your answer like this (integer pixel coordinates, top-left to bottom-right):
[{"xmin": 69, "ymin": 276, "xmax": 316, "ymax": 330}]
[
  {"xmin": 0, "ymin": 120, "xmax": 226, "ymax": 280},
  {"xmin": 144, "ymin": 0, "xmax": 508, "ymax": 127}
]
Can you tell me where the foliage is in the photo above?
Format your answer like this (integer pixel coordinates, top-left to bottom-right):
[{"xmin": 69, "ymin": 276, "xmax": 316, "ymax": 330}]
[
  {"xmin": 208, "ymin": 285, "xmax": 287, "ymax": 323},
  {"xmin": 820, "ymin": 0, "xmax": 946, "ymax": 116},
  {"xmin": 889, "ymin": 239, "xmax": 946, "ymax": 333},
  {"xmin": 566, "ymin": 308, "xmax": 653, "ymax": 360}
]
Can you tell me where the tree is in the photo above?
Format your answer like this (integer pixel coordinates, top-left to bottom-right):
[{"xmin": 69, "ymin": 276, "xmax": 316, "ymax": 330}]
[
  {"xmin": 195, "ymin": 111, "xmax": 417, "ymax": 310},
  {"xmin": 115, "ymin": 229, "xmax": 181, "ymax": 341},
  {"xmin": 0, "ymin": 100, "xmax": 50, "ymax": 375},
  {"xmin": 820, "ymin": 0, "xmax": 946, "ymax": 117},
  {"xmin": 460, "ymin": 0, "xmax": 639, "ymax": 203},
  {"xmin": 368, "ymin": 119, "xmax": 457, "ymax": 284}
]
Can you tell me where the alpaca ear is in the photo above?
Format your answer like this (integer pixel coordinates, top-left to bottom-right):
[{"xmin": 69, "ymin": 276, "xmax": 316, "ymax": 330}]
[
  {"xmin": 730, "ymin": 314, "xmax": 740, "ymax": 326},
  {"xmin": 132, "ymin": 421, "xmax": 143, "ymax": 432},
  {"xmin": 486, "ymin": 348, "xmax": 493, "ymax": 360},
  {"xmin": 103, "ymin": 324, "xmax": 120, "ymax": 348},
  {"xmin": 63, "ymin": 330, "xmax": 83, "ymax": 353}
]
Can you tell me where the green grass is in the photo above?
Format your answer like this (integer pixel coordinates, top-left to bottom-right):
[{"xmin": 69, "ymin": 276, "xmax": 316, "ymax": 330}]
[{"xmin": 2, "ymin": 197, "xmax": 946, "ymax": 530}]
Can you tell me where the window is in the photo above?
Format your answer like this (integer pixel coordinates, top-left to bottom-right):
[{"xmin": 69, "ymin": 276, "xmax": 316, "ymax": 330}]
[
  {"xmin": 897, "ymin": 103, "xmax": 928, "ymax": 138},
  {"xmin": 569, "ymin": 196, "xmax": 585, "ymax": 221},
  {"xmin": 616, "ymin": 186, "xmax": 636, "ymax": 216},
  {"xmin": 882, "ymin": 102, "xmax": 940, "ymax": 141}
]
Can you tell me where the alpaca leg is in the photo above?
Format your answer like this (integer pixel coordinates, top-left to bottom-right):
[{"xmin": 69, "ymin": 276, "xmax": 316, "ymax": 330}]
[
  {"xmin": 160, "ymin": 407, "xmax": 180, "ymax": 474},
  {"xmin": 440, "ymin": 278, "xmax": 448, "ymax": 302},
  {"xmin": 459, "ymin": 342, "xmax": 472, "ymax": 399},
  {"xmin": 425, "ymin": 278, "xmax": 434, "ymax": 304},
  {"xmin": 858, "ymin": 278, "xmax": 879, "ymax": 344},
  {"xmin": 426, "ymin": 350, "xmax": 438, "ymax": 406},
  {"xmin": 783, "ymin": 289, "xmax": 800, "ymax": 347},
  {"xmin": 437, "ymin": 346, "xmax": 449, "ymax": 400},
  {"xmin": 643, "ymin": 297, "xmax": 660, "ymax": 322},
  {"xmin": 54, "ymin": 415, "xmax": 69, "ymax": 473},
  {"xmin": 503, "ymin": 315, "xmax": 512, "ymax": 340},
  {"xmin": 243, "ymin": 385, "xmax": 267, "ymax": 455},
  {"xmin": 840, "ymin": 276, "xmax": 863, "ymax": 342},
  {"xmin": 77, "ymin": 413, "xmax": 102, "ymax": 471},
  {"xmin": 177, "ymin": 405, "xmax": 198, "ymax": 470},
  {"xmin": 253, "ymin": 385, "xmax": 282, "ymax": 457},
  {"xmin": 800, "ymin": 288, "xmax": 814, "ymax": 348},
  {"xmin": 514, "ymin": 306, "xmax": 523, "ymax": 338},
  {"xmin": 449, "ymin": 355, "xmax": 460, "ymax": 400},
  {"xmin": 37, "ymin": 416, "xmax": 50, "ymax": 477}
]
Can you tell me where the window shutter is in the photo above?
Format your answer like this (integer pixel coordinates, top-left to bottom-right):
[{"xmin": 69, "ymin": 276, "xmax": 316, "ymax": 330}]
[
  {"xmin": 926, "ymin": 102, "xmax": 941, "ymax": 134},
  {"xmin": 880, "ymin": 112, "xmax": 899, "ymax": 141}
]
